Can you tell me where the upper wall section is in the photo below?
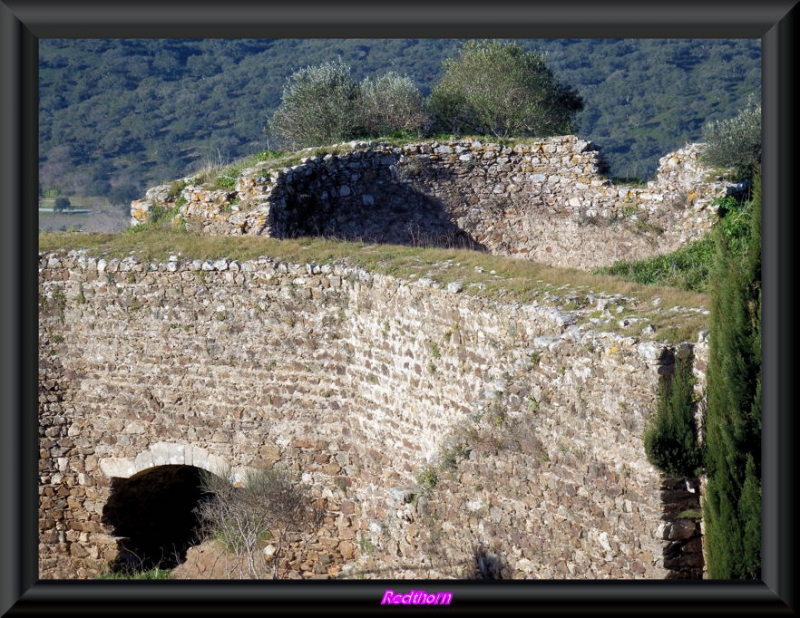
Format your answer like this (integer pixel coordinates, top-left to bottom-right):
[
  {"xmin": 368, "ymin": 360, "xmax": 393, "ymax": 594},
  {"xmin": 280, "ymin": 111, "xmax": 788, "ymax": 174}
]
[{"xmin": 131, "ymin": 136, "xmax": 740, "ymax": 270}]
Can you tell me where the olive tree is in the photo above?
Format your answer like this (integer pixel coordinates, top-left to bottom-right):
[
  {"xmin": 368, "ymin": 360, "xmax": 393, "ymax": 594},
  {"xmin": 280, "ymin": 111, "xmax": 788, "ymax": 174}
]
[
  {"xmin": 357, "ymin": 72, "xmax": 429, "ymax": 138},
  {"xmin": 268, "ymin": 58, "xmax": 360, "ymax": 149},
  {"xmin": 269, "ymin": 59, "xmax": 429, "ymax": 147},
  {"xmin": 700, "ymin": 94, "xmax": 761, "ymax": 179},
  {"xmin": 429, "ymin": 40, "xmax": 583, "ymax": 138}
]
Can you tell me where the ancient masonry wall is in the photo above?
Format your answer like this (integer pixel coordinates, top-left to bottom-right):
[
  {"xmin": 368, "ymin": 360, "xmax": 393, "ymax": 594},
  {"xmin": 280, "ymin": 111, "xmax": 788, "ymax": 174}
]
[
  {"xmin": 39, "ymin": 251, "xmax": 707, "ymax": 579},
  {"xmin": 132, "ymin": 136, "xmax": 737, "ymax": 270}
]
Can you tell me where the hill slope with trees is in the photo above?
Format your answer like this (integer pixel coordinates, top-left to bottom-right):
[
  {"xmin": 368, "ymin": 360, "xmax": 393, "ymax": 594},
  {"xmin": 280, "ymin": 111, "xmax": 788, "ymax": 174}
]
[{"xmin": 39, "ymin": 37, "xmax": 760, "ymax": 225}]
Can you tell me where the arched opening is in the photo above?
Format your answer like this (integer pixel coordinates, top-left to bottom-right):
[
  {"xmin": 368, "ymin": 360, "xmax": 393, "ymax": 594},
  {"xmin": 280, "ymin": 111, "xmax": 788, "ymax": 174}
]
[{"xmin": 101, "ymin": 464, "xmax": 216, "ymax": 572}]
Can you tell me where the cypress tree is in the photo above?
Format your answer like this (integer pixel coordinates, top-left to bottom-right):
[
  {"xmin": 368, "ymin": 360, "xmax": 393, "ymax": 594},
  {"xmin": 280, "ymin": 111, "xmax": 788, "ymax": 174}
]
[
  {"xmin": 702, "ymin": 172, "xmax": 761, "ymax": 579},
  {"xmin": 643, "ymin": 347, "xmax": 702, "ymax": 479}
]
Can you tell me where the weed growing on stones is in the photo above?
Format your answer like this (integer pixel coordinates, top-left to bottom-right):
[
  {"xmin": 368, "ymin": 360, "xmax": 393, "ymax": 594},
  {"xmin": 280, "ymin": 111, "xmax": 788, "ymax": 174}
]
[
  {"xmin": 416, "ymin": 466, "xmax": 438, "ymax": 489},
  {"xmin": 194, "ymin": 466, "xmax": 323, "ymax": 579}
]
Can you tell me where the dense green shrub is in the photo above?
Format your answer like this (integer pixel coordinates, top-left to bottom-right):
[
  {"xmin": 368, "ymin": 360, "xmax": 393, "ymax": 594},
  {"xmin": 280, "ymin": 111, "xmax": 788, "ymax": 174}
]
[
  {"xmin": 428, "ymin": 40, "xmax": 583, "ymax": 138},
  {"xmin": 53, "ymin": 196, "xmax": 71, "ymax": 212},
  {"xmin": 700, "ymin": 95, "xmax": 761, "ymax": 179},
  {"xmin": 643, "ymin": 347, "xmax": 703, "ymax": 478},
  {"xmin": 714, "ymin": 195, "xmax": 753, "ymax": 255}
]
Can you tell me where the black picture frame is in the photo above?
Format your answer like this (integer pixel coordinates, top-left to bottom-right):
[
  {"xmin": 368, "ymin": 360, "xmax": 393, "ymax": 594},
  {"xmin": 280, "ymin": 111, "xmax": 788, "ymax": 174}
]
[{"xmin": 2, "ymin": 1, "xmax": 796, "ymax": 614}]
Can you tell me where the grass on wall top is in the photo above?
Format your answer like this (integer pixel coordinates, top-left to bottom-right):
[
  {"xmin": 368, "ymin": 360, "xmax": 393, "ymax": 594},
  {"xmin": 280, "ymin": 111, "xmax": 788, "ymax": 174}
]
[{"xmin": 39, "ymin": 226, "xmax": 710, "ymax": 345}]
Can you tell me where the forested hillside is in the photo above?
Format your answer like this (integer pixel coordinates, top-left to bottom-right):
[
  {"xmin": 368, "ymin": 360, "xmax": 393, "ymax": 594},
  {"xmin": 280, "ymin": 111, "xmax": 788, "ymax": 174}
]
[{"xmin": 39, "ymin": 38, "xmax": 760, "ymax": 221}]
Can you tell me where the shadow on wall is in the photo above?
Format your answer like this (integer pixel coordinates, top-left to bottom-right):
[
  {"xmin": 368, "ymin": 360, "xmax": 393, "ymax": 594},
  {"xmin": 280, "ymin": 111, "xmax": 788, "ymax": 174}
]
[
  {"xmin": 101, "ymin": 465, "xmax": 215, "ymax": 572},
  {"xmin": 275, "ymin": 152, "xmax": 487, "ymax": 251},
  {"xmin": 660, "ymin": 476, "xmax": 704, "ymax": 579}
]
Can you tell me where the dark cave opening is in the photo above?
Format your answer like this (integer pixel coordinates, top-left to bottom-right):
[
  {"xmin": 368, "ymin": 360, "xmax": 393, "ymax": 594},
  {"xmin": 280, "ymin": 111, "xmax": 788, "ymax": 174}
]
[{"xmin": 101, "ymin": 464, "xmax": 215, "ymax": 572}]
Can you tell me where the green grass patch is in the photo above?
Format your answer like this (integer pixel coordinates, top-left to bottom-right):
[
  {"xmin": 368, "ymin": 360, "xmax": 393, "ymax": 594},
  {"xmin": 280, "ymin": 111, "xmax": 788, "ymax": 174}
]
[
  {"xmin": 593, "ymin": 236, "xmax": 715, "ymax": 292},
  {"xmin": 416, "ymin": 466, "xmax": 438, "ymax": 489},
  {"xmin": 592, "ymin": 195, "xmax": 754, "ymax": 293}
]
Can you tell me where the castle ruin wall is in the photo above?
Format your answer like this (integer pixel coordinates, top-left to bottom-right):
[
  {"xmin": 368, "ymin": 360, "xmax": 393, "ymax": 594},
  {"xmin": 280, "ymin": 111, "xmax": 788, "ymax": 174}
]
[
  {"xmin": 131, "ymin": 136, "xmax": 737, "ymax": 270},
  {"xmin": 39, "ymin": 251, "xmax": 706, "ymax": 579}
]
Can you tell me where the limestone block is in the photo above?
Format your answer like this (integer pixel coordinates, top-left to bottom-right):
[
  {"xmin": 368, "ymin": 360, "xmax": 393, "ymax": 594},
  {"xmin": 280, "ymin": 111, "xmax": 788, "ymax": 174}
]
[
  {"xmin": 99, "ymin": 458, "xmax": 136, "ymax": 479},
  {"xmin": 148, "ymin": 442, "xmax": 186, "ymax": 467}
]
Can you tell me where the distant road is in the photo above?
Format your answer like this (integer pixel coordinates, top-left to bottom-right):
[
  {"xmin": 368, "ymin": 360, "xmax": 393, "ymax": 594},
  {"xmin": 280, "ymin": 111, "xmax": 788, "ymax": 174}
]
[{"xmin": 39, "ymin": 208, "xmax": 92, "ymax": 214}]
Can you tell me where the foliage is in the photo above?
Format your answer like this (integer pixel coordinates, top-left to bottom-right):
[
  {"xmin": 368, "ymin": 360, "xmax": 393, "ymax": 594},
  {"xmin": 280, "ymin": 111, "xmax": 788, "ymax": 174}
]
[
  {"xmin": 268, "ymin": 58, "xmax": 361, "ymax": 149},
  {"xmin": 416, "ymin": 466, "xmax": 438, "ymax": 489},
  {"xmin": 702, "ymin": 173, "xmax": 761, "ymax": 579},
  {"xmin": 107, "ymin": 184, "xmax": 141, "ymax": 207},
  {"xmin": 126, "ymin": 204, "xmax": 183, "ymax": 237},
  {"xmin": 167, "ymin": 179, "xmax": 189, "ymax": 199},
  {"xmin": 194, "ymin": 466, "xmax": 322, "ymax": 579},
  {"xmin": 714, "ymin": 195, "xmax": 753, "ymax": 255},
  {"xmin": 428, "ymin": 40, "xmax": 583, "ymax": 138},
  {"xmin": 643, "ymin": 347, "xmax": 703, "ymax": 478},
  {"xmin": 39, "ymin": 38, "xmax": 761, "ymax": 202},
  {"xmin": 268, "ymin": 59, "xmax": 430, "ymax": 148},
  {"xmin": 357, "ymin": 71, "xmax": 429, "ymax": 138},
  {"xmin": 700, "ymin": 95, "xmax": 761, "ymax": 179}
]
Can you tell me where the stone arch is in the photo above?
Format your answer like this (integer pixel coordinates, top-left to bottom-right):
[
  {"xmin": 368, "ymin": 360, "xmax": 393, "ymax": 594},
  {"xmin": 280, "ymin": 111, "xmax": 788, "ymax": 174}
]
[
  {"xmin": 101, "ymin": 464, "xmax": 212, "ymax": 571},
  {"xmin": 98, "ymin": 443, "xmax": 251, "ymax": 572},
  {"xmin": 98, "ymin": 442, "xmax": 233, "ymax": 480}
]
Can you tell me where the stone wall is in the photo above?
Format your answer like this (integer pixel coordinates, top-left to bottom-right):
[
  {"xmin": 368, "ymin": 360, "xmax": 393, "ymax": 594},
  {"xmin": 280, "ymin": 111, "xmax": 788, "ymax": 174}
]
[
  {"xmin": 39, "ymin": 250, "xmax": 708, "ymax": 579},
  {"xmin": 131, "ymin": 136, "xmax": 738, "ymax": 270}
]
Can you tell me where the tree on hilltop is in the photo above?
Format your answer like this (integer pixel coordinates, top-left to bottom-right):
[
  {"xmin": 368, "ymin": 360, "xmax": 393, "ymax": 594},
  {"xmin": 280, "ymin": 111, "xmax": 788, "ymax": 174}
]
[
  {"xmin": 357, "ymin": 71, "xmax": 429, "ymax": 139},
  {"xmin": 428, "ymin": 40, "xmax": 584, "ymax": 138}
]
